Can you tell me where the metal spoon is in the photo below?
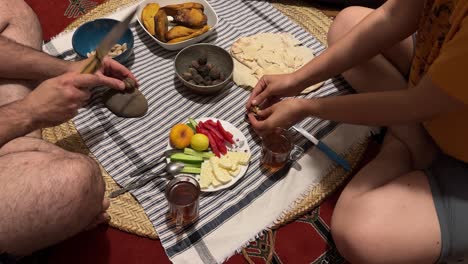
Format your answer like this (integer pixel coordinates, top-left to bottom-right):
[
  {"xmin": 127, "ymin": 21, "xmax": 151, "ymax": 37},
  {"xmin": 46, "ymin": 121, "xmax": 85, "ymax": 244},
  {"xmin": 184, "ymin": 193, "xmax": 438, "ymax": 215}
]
[{"xmin": 109, "ymin": 162, "xmax": 185, "ymax": 198}]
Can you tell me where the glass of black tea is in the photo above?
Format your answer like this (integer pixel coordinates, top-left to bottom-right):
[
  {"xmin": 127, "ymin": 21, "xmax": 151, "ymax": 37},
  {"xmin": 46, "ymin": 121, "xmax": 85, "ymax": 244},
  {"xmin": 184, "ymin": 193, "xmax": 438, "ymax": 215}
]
[
  {"xmin": 261, "ymin": 127, "xmax": 303, "ymax": 171},
  {"xmin": 165, "ymin": 175, "xmax": 201, "ymax": 228}
]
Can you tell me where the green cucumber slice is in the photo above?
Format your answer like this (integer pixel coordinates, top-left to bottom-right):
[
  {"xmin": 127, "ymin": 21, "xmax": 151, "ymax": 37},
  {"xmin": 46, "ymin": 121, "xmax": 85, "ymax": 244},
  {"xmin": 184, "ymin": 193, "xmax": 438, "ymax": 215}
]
[
  {"xmin": 184, "ymin": 148, "xmax": 215, "ymax": 159},
  {"xmin": 170, "ymin": 153, "xmax": 203, "ymax": 163},
  {"xmin": 188, "ymin": 118, "xmax": 198, "ymax": 130},
  {"xmin": 181, "ymin": 167, "xmax": 202, "ymax": 174}
]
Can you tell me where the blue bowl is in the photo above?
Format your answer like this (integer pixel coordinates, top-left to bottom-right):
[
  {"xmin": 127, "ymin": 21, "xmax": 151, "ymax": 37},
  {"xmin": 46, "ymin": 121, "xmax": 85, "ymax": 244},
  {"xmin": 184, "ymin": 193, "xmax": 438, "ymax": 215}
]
[{"xmin": 72, "ymin": 18, "xmax": 134, "ymax": 63}]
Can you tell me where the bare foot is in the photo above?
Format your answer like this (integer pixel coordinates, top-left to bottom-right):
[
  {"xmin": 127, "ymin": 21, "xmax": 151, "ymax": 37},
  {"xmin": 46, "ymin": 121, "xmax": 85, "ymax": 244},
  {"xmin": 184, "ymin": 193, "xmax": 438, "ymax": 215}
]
[{"xmin": 85, "ymin": 198, "xmax": 111, "ymax": 230}]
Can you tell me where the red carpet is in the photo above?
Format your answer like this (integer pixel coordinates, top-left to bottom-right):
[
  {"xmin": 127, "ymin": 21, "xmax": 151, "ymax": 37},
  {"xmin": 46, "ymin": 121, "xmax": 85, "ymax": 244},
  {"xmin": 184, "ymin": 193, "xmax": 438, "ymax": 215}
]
[
  {"xmin": 25, "ymin": 0, "xmax": 105, "ymax": 41},
  {"xmin": 47, "ymin": 191, "xmax": 346, "ymax": 264},
  {"xmin": 22, "ymin": 1, "xmax": 378, "ymax": 263}
]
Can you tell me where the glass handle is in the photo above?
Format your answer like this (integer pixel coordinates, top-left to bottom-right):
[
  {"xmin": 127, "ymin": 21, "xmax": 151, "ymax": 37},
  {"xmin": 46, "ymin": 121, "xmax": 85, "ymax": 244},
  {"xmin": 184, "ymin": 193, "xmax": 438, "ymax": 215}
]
[{"xmin": 289, "ymin": 145, "xmax": 304, "ymax": 161}]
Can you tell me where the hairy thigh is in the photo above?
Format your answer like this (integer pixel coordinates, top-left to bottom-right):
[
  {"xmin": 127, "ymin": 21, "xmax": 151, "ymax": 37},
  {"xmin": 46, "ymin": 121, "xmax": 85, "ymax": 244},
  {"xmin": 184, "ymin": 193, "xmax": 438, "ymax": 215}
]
[
  {"xmin": 0, "ymin": 136, "xmax": 68, "ymax": 156},
  {"xmin": 0, "ymin": 150, "xmax": 104, "ymax": 254},
  {"xmin": 0, "ymin": 0, "xmax": 42, "ymax": 49}
]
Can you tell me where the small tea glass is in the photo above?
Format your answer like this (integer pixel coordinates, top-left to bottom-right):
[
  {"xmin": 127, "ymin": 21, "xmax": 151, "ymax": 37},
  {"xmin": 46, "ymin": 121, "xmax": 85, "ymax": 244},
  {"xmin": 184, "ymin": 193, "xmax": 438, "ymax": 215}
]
[
  {"xmin": 165, "ymin": 175, "xmax": 201, "ymax": 228},
  {"xmin": 261, "ymin": 127, "xmax": 303, "ymax": 171}
]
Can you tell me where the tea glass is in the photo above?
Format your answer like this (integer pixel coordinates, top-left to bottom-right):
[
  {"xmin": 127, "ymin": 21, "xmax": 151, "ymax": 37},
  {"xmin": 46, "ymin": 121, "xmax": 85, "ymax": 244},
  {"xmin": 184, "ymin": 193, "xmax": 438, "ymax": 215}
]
[
  {"xmin": 165, "ymin": 175, "xmax": 201, "ymax": 228},
  {"xmin": 260, "ymin": 127, "xmax": 303, "ymax": 171}
]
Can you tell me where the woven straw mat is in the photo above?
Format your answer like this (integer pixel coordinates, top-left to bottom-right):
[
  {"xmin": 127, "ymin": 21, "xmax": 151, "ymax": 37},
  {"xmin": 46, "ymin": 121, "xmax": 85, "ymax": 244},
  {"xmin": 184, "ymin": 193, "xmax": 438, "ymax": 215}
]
[{"xmin": 43, "ymin": 0, "xmax": 368, "ymax": 239}]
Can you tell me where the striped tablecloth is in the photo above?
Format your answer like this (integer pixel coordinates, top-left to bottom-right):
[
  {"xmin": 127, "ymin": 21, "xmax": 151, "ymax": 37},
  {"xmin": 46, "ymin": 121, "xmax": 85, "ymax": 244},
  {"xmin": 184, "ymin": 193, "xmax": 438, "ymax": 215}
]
[{"xmin": 45, "ymin": 0, "xmax": 373, "ymax": 263}]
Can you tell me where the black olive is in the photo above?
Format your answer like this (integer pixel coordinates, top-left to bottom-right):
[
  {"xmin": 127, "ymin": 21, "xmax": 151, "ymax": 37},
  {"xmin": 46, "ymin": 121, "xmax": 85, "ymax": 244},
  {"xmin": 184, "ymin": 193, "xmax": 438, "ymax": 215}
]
[
  {"xmin": 188, "ymin": 67, "xmax": 198, "ymax": 76},
  {"xmin": 212, "ymin": 79, "xmax": 223, "ymax": 85},
  {"xmin": 192, "ymin": 74, "xmax": 204, "ymax": 85},
  {"xmin": 182, "ymin": 72, "xmax": 192, "ymax": 81},
  {"xmin": 209, "ymin": 67, "xmax": 220, "ymax": 80},
  {"xmin": 198, "ymin": 56, "xmax": 207, "ymax": 65},
  {"xmin": 191, "ymin": 60, "xmax": 200, "ymax": 69},
  {"xmin": 198, "ymin": 65, "xmax": 210, "ymax": 77}
]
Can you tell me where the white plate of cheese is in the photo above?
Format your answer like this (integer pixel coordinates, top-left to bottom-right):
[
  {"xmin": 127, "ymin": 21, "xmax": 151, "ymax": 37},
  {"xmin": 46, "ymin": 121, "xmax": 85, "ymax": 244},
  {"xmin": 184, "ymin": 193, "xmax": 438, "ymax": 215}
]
[
  {"xmin": 168, "ymin": 118, "xmax": 251, "ymax": 192},
  {"xmin": 230, "ymin": 32, "xmax": 324, "ymax": 94}
]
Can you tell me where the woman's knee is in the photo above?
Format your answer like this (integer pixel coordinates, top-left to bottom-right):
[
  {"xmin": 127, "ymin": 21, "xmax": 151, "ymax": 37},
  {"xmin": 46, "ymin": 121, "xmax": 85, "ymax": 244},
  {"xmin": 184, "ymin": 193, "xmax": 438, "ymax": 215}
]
[
  {"xmin": 327, "ymin": 6, "xmax": 374, "ymax": 46},
  {"xmin": 331, "ymin": 195, "xmax": 389, "ymax": 264}
]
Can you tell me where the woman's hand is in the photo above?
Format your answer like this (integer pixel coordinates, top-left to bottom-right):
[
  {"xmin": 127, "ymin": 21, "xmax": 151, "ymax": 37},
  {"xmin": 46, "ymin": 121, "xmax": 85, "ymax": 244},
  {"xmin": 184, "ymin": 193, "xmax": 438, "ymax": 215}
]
[
  {"xmin": 248, "ymin": 98, "xmax": 312, "ymax": 135},
  {"xmin": 246, "ymin": 73, "xmax": 302, "ymax": 110}
]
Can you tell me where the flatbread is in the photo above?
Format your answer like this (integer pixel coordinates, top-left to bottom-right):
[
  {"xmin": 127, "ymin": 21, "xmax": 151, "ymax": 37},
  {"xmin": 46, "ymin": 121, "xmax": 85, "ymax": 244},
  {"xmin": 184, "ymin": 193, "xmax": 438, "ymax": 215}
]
[{"xmin": 230, "ymin": 33, "xmax": 324, "ymax": 94}]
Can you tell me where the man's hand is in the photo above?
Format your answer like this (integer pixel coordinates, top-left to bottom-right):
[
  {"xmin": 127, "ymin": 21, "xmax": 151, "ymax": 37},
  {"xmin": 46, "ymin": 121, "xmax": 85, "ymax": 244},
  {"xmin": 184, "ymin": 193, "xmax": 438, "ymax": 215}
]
[
  {"xmin": 67, "ymin": 56, "xmax": 139, "ymax": 91},
  {"xmin": 23, "ymin": 72, "xmax": 125, "ymax": 128},
  {"xmin": 246, "ymin": 73, "xmax": 301, "ymax": 110},
  {"xmin": 248, "ymin": 98, "xmax": 311, "ymax": 135}
]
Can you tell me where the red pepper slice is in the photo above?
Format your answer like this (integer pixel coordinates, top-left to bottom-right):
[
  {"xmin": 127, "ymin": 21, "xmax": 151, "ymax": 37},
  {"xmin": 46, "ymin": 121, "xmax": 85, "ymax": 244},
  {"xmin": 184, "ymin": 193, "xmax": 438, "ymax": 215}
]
[
  {"xmin": 205, "ymin": 119, "xmax": 217, "ymax": 127},
  {"xmin": 203, "ymin": 122, "xmax": 226, "ymax": 143},
  {"xmin": 214, "ymin": 133, "xmax": 227, "ymax": 155},
  {"xmin": 216, "ymin": 120, "xmax": 235, "ymax": 144},
  {"xmin": 196, "ymin": 121, "xmax": 204, "ymax": 133}
]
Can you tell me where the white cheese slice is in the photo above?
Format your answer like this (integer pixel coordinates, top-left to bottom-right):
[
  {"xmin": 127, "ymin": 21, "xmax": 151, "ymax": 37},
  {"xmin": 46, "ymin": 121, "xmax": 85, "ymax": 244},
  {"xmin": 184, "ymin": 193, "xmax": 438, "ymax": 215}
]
[
  {"xmin": 210, "ymin": 157, "xmax": 232, "ymax": 184},
  {"xmin": 231, "ymin": 33, "xmax": 324, "ymax": 94},
  {"xmin": 228, "ymin": 166, "xmax": 240, "ymax": 177},
  {"xmin": 219, "ymin": 155, "xmax": 235, "ymax": 170},
  {"xmin": 229, "ymin": 152, "xmax": 251, "ymax": 165},
  {"xmin": 199, "ymin": 161, "xmax": 213, "ymax": 189}
]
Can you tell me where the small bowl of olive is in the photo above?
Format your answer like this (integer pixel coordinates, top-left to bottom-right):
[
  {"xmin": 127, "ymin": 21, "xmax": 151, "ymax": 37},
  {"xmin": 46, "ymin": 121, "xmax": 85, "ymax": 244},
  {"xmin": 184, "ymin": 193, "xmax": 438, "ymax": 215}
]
[{"xmin": 174, "ymin": 43, "xmax": 233, "ymax": 95}]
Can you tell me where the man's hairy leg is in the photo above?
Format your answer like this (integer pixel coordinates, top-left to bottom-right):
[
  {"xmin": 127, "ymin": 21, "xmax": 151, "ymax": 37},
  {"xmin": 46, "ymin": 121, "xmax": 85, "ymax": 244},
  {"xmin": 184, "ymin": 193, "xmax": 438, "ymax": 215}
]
[
  {"xmin": 0, "ymin": 0, "xmax": 43, "ymax": 139},
  {"xmin": 0, "ymin": 145, "xmax": 105, "ymax": 255},
  {"xmin": 0, "ymin": 1, "xmax": 111, "ymax": 250}
]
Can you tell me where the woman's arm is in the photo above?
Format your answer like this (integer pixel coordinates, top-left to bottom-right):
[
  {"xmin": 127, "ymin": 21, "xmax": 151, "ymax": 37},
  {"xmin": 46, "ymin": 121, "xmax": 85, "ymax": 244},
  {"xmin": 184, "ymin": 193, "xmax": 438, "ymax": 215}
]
[
  {"xmin": 293, "ymin": 0, "xmax": 425, "ymax": 90},
  {"xmin": 305, "ymin": 75, "xmax": 465, "ymax": 126}
]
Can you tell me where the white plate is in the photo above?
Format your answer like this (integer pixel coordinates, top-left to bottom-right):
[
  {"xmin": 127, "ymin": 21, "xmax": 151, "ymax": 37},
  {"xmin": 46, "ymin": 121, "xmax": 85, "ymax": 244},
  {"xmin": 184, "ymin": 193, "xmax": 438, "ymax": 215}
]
[
  {"xmin": 167, "ymin": 117, "xmax": 251, "ymax": 192},
  {"xmin": 136, "ymin": 0, "xmax": 219, "ymax": 50}
]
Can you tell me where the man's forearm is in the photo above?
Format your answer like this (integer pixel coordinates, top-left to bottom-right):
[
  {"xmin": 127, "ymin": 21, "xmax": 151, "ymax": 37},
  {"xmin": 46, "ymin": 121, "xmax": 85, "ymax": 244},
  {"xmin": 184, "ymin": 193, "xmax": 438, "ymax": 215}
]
[
  {"xmin": 0, "ymin": 36, "xmax": 71, "ymax": 81},
  {"xmin": 0, "ymin": 100, "xmax": 38, "ymax": 148},
  {"xmin": 293, "ymin": 0, "xmax": 424, "ymax": 90}
]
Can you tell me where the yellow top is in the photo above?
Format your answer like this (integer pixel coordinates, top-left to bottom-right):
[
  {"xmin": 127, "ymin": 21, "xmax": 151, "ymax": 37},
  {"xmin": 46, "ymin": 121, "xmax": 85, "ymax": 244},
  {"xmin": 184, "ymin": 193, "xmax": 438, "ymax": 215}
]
[{"xmin": 409, "ymin": 0, "xmax": 468, "ymax": 162}]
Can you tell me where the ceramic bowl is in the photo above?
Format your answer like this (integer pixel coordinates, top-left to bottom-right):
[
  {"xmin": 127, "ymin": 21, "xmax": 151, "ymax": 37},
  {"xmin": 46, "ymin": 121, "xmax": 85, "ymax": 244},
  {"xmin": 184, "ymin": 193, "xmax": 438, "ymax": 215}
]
[
  {"xmin": 72, "ymin": 18, "xmax": 134, "ymax": 63},
  {"xmin": 174, "ymin": 44, "xmax": 233, "ymax": 95},
  {"xmin": 136, "ymin": 0, "xmax": 218, "ymax": 50}
]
